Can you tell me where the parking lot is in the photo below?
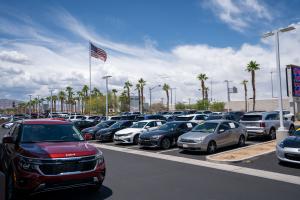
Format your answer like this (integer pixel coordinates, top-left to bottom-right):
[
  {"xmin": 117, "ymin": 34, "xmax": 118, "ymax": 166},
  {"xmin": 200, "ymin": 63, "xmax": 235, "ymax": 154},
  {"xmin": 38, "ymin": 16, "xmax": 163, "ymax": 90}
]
[{"xmin": 1, "ymin": 127, "xmax": 300, "ymax": 200}]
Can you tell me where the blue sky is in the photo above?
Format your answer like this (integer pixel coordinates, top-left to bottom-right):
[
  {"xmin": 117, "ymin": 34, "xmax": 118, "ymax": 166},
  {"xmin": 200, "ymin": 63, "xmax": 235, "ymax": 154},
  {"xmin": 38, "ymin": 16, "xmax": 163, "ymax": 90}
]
[{"xmin": 1, "ymin": 0, "xmax": 300, "ymax": 103}]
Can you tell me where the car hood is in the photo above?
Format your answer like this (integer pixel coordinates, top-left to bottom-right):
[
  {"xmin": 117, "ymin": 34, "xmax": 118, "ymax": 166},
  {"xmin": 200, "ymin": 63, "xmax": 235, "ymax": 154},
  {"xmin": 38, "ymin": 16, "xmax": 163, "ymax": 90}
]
[
  {"xmin": 82, "ymin": 126, "xmax": 95, "ymax": 133},
  {"xmin": 140, "ymin": 130, "xmax": 168, "ymax": 138},
  {"xmin": 115, "ymin": 128, "xmax": 141, "ymax": 135},
  {"xmin": 180, "ymin": 131, "xmax": 212, "ymax": 139},
  {"xmin": 97, "ymin": 127, "xmax": 119, "ymax": 134},
  {"xmin": 18, "ymin": 142, "xmax": 98, "ymax": 159},
  {"xmin": 282, "ymin": 136, "xmax": 300, "ymax": 148}
]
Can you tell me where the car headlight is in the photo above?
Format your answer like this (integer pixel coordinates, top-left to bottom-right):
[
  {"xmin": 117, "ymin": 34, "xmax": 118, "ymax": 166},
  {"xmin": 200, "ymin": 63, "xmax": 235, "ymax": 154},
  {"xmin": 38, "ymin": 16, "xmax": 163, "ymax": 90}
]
[
  {"xmin": 151, "ymin": 135, "xmax": 163, "ymax": 139},
  {"xmin": 194, "ymin": 137, "xmax": 205, "ymax": 143},
  {"xmin": 95, "ymin": 151, "xmax": 104, "ymax": 164},
  {"xmin": 18, "ymin": 156, "xmax": 41, "ymax": 171},
  {"xmin": 121, "ymin": 132, "xmax": 134, "ymax": 137},
  {"xmin": 278, "ymin": 141, "xmax": 285, "ymax": 148}
]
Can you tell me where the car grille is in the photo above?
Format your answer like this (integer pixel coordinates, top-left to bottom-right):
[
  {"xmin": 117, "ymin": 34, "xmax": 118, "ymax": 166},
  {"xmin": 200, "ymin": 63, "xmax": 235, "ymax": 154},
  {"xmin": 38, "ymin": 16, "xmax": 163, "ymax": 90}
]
[
  {"xmin": 38, "ymin": 156, "xmax": 97, "ymax": 176},
  {"xmin": 180, "ymin": 138, "xmax": 196, "ymax": 143},
  {"xmin": 285, "ymin": 153, "xmax": 300, "ymax": 161}
]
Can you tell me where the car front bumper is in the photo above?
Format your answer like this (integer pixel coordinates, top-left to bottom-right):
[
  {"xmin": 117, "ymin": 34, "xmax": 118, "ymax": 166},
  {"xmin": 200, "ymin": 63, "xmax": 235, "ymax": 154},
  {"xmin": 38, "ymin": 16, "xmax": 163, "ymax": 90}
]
[
  {"xmin": 177, "ymin": 141, "xmax": 207, "ymax": 151},
  {"xmin": 14, "ymin": 162, "xmax": 106, "ymax": 194},
  {"xmin": 276, "ymin": 145, "xmax": 300, "ymax": 164},
  {"xmin": 114, "ymin": 135, "xmax": 133, "ymax": 144},
  {"xmin": 139, "ymin": 138, "xmax": 160, "ymax": 147}
]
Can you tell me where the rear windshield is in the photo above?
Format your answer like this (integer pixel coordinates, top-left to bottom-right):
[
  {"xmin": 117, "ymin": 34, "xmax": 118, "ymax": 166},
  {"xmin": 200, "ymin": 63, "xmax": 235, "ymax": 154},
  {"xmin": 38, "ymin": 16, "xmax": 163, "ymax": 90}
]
[
  {"xmin": 21, "ymin": 124, "xmax": 84, "ymax": 143},
  {"xmin": 241, "ymin": 115, "xmax": 262, "ymax": 121},
  {"xmin": 175, "ymin": 116, "xmax": 193, "ymax": 121}
]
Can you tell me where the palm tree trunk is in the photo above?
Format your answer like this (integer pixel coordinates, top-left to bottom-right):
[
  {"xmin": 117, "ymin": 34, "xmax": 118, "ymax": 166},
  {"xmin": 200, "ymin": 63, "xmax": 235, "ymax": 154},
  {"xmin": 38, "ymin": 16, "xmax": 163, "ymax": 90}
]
[
  {"xmin": 252, "ymin": 71, "xmax": 256, "ymax": 111},
  {"xmin": 167, "ymin": 92, "xmax": 169, "ymax": 111},
  {"xmin": 141, "ymin": 88, "xmax": 144, "ymax": 113},
  {"xmin": 244, "ymin": 84, "xmax": 247, "ymax": 111},
  {"xmin": 127, "ymin": 89, "xmax": 130, "ymax": 111},
  {"xmin": 138, "ymin": 89, "xmax": 141, "ymax": 112},
  {"xmin": 201, "ymin": 81, "xmax": 205, "ymax": 100}
]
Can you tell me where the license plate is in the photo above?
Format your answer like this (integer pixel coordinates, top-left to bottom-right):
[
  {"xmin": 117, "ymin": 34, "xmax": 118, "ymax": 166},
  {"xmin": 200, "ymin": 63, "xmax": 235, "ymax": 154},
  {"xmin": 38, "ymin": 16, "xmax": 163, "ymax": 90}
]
[{"xmin": 183, "ymin": 144, "xmax": 188, "ymax": 148}]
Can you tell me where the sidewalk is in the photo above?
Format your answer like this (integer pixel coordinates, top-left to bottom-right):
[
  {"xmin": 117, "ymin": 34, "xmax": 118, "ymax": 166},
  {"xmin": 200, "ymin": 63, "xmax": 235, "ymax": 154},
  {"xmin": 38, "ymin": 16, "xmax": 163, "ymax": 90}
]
[{"xmin": 206, "ymin": 141, "xmax": 276, "ymax": 164}]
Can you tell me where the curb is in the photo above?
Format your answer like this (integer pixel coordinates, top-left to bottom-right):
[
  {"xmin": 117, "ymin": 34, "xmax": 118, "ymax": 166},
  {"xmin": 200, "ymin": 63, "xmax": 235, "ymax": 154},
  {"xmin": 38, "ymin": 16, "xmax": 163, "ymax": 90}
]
[{"xmin": 206, "ymin": 141, "xmax": 275, "ymax": 164}]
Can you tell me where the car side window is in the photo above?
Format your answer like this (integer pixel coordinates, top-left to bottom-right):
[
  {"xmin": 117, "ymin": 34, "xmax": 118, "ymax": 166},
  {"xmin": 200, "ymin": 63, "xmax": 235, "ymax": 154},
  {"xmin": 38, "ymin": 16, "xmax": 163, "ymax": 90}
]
[
  {"xmin": 147, "ymin": 121, "xmax": 156, "ymax": 127},
  {"xmin": 125, "ymin": 121, "xmax": 133, "ymax": 127},
  {"xmin": 156, "ymin": 121, "xmax": 163, "ymax": 126},
  {"xmin": 9, "ymin": 124, "xmax": 16, "ymax": 136},
  {"xmin": 178, "ymin": 123, "xmax": 187, "ymax": 130},
  {"xmin": 218, "ymin": 123, "xmax": 230, "ymax": 131},
  {"xmin": 195, "ymin": 115, "xmax": 205, "ymax": 120},
  {"xmin": 266, "ymin": 114, "xmax": 278, "ymax": 120}
]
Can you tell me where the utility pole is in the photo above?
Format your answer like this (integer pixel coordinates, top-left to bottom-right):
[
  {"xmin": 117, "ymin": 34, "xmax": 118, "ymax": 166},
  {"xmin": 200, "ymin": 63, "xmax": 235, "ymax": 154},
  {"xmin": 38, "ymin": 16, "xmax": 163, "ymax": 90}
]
[
  {"xmin": 210, "ymin": 80, "xmax": 213, "ymax": 102},
  {"xmin": 188, "ymin": 98, "xmax": 191, "ymax": 107}
]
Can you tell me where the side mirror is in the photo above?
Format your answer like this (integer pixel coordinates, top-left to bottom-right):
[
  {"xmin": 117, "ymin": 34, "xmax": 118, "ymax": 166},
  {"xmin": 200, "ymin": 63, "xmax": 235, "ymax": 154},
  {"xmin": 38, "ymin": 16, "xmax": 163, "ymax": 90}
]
[
  {"xmin": 2, "ymin": 136, "xmax": 14, "ymax": 144},
  {"xmin": 145, "ymin": 126, "xmax": 150, "ymax": 129},
  {"xmin": 218, "ymin": 129, "xmax": 225, "ymax": 133}
]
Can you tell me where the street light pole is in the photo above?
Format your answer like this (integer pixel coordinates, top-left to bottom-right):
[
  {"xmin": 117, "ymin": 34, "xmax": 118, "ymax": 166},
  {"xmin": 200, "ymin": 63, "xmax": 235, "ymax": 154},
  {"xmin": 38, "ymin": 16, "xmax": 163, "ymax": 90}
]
[
  {"xmin": 28, "ymin": 94, "xmax": 32, "ymax": 119},
  {"xmin": 270, "ymin": 71, "xmax": 274, "ymax": 98},
  {"xmin": 149, "ymin": 84, "xmax": 161, "ymax": 111},
  {"xmin": 103, "ymin": 75, "xmax": 112, "ymax": 120},
  {"xmin": 263, "ymin": 25, "xmax": 295, "ymax": 142},
  {"xmin": 224, "ymin": 80, "xmax": 231, "ymax": 112}
]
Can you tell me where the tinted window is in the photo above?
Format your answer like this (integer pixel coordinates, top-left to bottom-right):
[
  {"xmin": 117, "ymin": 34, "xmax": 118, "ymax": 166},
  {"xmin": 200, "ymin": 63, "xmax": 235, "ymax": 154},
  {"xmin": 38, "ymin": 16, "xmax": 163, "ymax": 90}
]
[
  {"xmin": 12, "ymin": 124, "xmax": 20, "ymax": 141},
  {"xmin": 206, "ymin": 115, "xmax": 222, "ymax": 120},
  {"xmin": 265, "ymin": 114, "xmax": 279, "ymax": 120},
  {"xmin": 241, "ymin": 115, "xmax": 262, "ymax": 121},
  {"xmin": 218, "ymin": 123, "xmax": 230, "ymax": 131},
  {"xmin": 195, "ymin": 115, "xmax": 206, "ymax": 120},
  {"xmin": 21, "ymin": 124, "xmax": 84, "ymax": 142},
  {"xmin": 158, "ymin": 123, "xmax": 178, "ymax": 131},
  {"xmin": 131, "ymin": 122, "xmax": 148, "ymax": 128},
  {"xmin": 147, "ymin": 121, "xmax": 156, "ymax": 127}
]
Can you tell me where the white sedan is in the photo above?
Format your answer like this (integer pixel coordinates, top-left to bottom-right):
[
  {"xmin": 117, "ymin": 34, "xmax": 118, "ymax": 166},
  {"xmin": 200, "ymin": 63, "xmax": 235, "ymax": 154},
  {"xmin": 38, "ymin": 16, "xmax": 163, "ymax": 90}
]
[{"xmin": 114, "ymin": 120, "xmax": 165, "ymax": 144}]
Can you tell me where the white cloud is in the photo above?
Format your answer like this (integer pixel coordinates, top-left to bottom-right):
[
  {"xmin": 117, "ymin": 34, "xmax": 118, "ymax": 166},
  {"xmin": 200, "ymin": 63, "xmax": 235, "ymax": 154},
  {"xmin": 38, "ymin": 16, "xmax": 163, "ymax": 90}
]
[
  {"xmin": 0, "ymin": 8, "xmax": 299, "ymax": 106},
  {"xmin": 203, "ymin": 0, "xmax": 272, "ymax": 32},
  {"xmin": 0, "ymin": 50, "xmax": 30, "ymax": 64}
]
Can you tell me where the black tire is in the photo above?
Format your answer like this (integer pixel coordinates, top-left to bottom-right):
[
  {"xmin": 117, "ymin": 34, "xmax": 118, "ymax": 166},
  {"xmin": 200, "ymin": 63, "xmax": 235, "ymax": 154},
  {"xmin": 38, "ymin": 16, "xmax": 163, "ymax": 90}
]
[
  {"xmin": 268, "ymin": 128, "xmax": 276, "ymax": 140},
  {"xmin": 160, "ymin": 138, "xmax": 171, "ymax": 149},
  {"xmin": 133, "ymin": 134, "xmax": 139, "ymax": 145},
  {"xmin": 207, "ymin": 141, "xmax": 217, "ymax": 154},
  {"xmin": 238, "ymin": 135, "xmax": 246, "ymax": 147},
  {"xmin": 88, "ymin": 182, "xmax": 103, "ymax": 192}
]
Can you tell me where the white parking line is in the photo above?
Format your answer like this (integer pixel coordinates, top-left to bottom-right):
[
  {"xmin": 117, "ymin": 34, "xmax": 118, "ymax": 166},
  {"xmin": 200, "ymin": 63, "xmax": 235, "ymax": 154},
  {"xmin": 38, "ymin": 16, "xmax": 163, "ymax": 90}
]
[
  {"xmin": 156, "ymin": 148, "xmax": 179, "ymax": 154},
  {"xmin": 93, "ymin": 143, "xmax": 300, "ymax": 186}
]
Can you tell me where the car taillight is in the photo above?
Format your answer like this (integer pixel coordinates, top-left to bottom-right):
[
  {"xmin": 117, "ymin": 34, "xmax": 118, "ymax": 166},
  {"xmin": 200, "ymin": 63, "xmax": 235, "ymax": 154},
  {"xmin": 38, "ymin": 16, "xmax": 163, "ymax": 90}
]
[
  {"xmin": 84, "ymin": 133, "xmax": 93, "ymax": 140},
  {"xmin": 260, "ymin": 122, "xmax": 266, "ymax": 127}
]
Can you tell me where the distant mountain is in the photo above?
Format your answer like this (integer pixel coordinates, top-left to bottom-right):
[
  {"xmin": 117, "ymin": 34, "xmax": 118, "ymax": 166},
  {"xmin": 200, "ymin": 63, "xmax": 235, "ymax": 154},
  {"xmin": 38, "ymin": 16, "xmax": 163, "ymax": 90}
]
[{"xmin": 0, "ymin": 99, "xmax": 23, "ymax": 109}]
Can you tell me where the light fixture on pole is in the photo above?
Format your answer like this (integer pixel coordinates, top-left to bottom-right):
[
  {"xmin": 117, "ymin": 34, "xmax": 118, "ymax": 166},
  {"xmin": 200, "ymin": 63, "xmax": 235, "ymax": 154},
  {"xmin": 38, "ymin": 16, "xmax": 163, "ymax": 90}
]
[
  {"xmin": 263, "ymin": 25, "xmax": 295, "ymax": 142},
  {"xmin": 149, "ymin": 84, "xmax": 161, "ymax": 110},
  {"xmin": 103, "ymin": 75, "xmax": 112, "ymax": 120}
]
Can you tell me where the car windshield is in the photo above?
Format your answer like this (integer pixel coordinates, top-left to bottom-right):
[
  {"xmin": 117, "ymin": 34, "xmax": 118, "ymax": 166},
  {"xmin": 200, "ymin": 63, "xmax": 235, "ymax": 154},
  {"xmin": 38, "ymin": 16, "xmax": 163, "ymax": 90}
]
[
  {"xmin": 131, "ymin": 122, "xmax": 148, "ymax": 128},
  {"xmin": 96, "ymin": 122, "xmax": 110, "ymax": 128},
  {"xmin": 241, "ymin": 115, "xmax": 262, "ymax": 121},
  {"xmin": 192, "ymin": 122, "xmax": 218, "ymax": 133},
  {"xmin": 206, "ymin": 115, "xmax": 222, "ymax": 120},
  {"xmin": 110, "ymin": 121, "xmax": 124, "ymax": 129},
  {"xmin": 158, "ymin": 123, "xmax": 178, "ymax": 131},
  {"xmin": 21, "ymin": 124, "xmax": 84, "ymax": 143},
  {"xmin": 175, "ymin": 116, "xmax": 193, "ymax": 121}
]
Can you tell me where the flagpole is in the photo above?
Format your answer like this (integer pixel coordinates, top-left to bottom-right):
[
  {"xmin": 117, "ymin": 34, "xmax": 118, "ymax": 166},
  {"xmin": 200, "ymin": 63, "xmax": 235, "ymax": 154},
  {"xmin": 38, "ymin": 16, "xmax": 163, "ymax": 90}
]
[{"xmin": 89, "ymin": 41, "xmax": 92, "ymax": 115}]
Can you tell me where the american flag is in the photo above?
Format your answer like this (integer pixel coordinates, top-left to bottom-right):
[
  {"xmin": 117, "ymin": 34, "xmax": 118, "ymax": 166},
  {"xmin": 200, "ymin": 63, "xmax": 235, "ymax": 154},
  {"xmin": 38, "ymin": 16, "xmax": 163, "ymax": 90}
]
[{"xmin": 90, "ymin": 43, "xmax": 107, "ymax": 62}]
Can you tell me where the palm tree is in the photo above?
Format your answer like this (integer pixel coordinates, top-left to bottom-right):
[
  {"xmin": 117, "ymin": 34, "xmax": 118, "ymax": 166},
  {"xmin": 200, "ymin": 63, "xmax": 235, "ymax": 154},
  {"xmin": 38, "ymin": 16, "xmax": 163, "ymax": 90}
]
[
  {"xmin": 124, "ymin": 81, "xmax": 133, "ymax": 111},
  {"xmin": 52, "ymin": 95, "xmax": 58, "ymax": 112},
  {"xmin": 197, "ymin": 74, "xmax": 208, "ymax": 100},
  {"xmin": 138, "ymin": 78, "xmax": 146, "ymax": 113},
  {"xmin": 246, "ymin": 61, "xmax": 260, "ymax": 111},
  {"xmin": 76, "ymin": 91, "xmax": 84, "ymax": 113},
  {"xmin": 135, "ymin": 84, "xmax": 141, "ymax": 112},
  {"xmin": 112, "ymin": 89, "xmax": 118, "ymax": 113},
  {"xmin": 91, "ymin": 87, "xmax": 101, "ymax": 97},
  {"xmin": 204, "ymin": 87, "xmax": 209, "ymax": 100},
  {"xmin": 58, "ymin": 91, "xmax": 66, "ymax": 112},
  {"xmin": 241, "ymin": 80, "xmax": 248, "ymax": 111},
  {"xmin": 66, "ymin": 86, "xmax": 73, "ymax": 112},
  {"xmin": 82, "ymin": 85, "xmax": 89, "ymax": 113},
  {"xmin": 163, "ymin": 83, "xmax": 170, "ymax": 111},
  {"xmin": 45, "ymin": 96, "xmax": 51, "ymax": 111}
]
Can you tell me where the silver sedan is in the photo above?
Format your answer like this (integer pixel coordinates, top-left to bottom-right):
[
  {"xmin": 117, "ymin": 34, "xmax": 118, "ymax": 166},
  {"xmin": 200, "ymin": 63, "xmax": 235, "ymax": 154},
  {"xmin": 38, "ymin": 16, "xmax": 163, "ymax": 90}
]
[
  {"xmin": 276, "ymin": 129, "xmax": 300, "ymax": 164},
  {"xmin": 177, "ymin": 120, "xmax": 247, "ymax": 154}
]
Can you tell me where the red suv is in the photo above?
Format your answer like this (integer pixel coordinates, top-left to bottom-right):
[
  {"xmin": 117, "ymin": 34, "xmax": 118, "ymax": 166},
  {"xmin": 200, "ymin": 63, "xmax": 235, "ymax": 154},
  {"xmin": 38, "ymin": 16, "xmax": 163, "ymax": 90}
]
[{"xmin": 0, "ymin": 119, "xmax": 106, "ymax": 199}]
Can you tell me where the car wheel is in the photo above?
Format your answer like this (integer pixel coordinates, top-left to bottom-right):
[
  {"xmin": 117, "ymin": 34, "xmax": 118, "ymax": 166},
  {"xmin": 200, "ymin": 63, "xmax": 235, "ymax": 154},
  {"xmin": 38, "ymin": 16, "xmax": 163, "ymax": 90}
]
[
  {"xmin": 160, "ymin": 138, "xmax": 171, "ymax": 149},
  {"xmin": 207, "ymin": 141, "xmax": 217, "ymax": 154},
  {"xmin": 89, "ymin": 182, "xmax": 103, "ymax": 192},
  {"xmin": 268, "ymin": 128, "xmax": 276, "ymax": 140},
  {"xmin": 133, "ymin": 135, "xmax": 139, "ymax": 145},
  {"xmin": 238, "ymin": 135, "xmax": 245, "ymax": 147}
]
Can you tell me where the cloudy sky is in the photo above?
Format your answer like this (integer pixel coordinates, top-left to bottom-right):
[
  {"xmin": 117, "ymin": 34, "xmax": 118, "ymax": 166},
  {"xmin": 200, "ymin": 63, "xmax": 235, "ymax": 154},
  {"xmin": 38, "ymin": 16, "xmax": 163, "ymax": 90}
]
[{"xmin": 1, "ymin": 0, "xmax": 300, "ymax": 104}]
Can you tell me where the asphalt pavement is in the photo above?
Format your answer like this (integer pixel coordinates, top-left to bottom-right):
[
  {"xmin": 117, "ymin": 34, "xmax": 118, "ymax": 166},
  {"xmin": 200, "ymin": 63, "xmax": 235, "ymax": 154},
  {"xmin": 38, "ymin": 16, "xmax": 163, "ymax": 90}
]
[{"xmin": 1, "ymin": 127, "xmax": 300, "ymax": 200}]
